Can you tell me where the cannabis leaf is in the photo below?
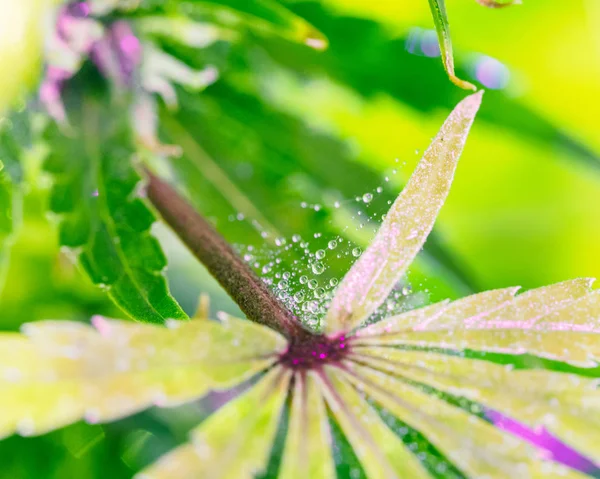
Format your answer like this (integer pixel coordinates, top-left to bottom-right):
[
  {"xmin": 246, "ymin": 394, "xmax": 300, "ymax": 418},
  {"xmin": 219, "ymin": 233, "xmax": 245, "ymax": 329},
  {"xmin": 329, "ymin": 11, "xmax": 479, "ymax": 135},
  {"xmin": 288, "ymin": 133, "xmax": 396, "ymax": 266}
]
[
  {"xmin": 43, "ymin": 89, "xmax": 187, "ymax": 324},
  {"xmin": 2, "ymin": 92, "xmax": 599, "ymax": 478}
]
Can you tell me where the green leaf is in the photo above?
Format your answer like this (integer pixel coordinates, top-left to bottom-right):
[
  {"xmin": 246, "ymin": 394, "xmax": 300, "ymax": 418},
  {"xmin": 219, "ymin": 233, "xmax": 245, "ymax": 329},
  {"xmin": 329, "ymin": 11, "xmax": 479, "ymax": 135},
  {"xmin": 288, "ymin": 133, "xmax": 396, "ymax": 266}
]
[
  {"xmin": 427, "ymin": 0, "xmax": 476, "ymax": 91},
  {"xmin": 164, "ymin": 0, "xmax": 328, "ymax": 50},
  {"xmin": 0, "ymin": 110, "xmax": 30, "ymax": 297},
  {"xmin": 0, "ymin": 164, "xmax": 17, "ymax": 295},
  {"xmin": 43, "ymin": 85, "xmax": 187, "ymax": 324}
]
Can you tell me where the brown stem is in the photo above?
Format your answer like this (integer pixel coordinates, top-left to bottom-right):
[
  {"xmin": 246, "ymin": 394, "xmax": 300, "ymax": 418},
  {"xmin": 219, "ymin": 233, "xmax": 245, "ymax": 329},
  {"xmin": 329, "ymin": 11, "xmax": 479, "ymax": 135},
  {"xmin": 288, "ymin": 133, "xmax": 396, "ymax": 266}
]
[{"xmin": 145, "ymin": 169, "xmax": 310, "ymax": 339}]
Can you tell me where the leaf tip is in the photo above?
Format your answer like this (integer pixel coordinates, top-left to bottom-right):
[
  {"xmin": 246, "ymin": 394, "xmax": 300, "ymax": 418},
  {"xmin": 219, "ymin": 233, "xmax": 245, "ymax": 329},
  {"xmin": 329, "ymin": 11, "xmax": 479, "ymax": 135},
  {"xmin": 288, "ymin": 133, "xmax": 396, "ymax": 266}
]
[{"xmin": 459, "ymin": 89, "xmax": 485, "ymax": 117}]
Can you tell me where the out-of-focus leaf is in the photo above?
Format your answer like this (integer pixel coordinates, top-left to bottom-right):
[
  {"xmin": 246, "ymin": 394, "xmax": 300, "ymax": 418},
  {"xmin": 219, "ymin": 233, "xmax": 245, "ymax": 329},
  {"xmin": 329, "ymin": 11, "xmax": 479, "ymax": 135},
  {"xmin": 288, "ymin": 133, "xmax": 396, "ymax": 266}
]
[
  {"xmin": 0, "ymin": 0, "xmax": 46, "ymax": 113},
  {"xmin": 324, "ymin": 91, "xmax": 483, "ymax": 333},
  {"xmin": 43, "ymin": 81, "xmax": 187, "ymax": 324},
  {"xmin": 427, "ymin": 0, "xmax": 476, "ymax": 91},
  {"xmin": 257, "ymin": 7, "xmax": 600, "ymax": 170},
  {"xmin": 0, "ymin": 111, "xmax": 31, "ymax": 297},
  {"xmin": 0, "ymin": 165, "xmax": 16, "ymax": 295},
  {"xmin": 163, "ymin": 0, "xmax": 328, "ymax": 49}
]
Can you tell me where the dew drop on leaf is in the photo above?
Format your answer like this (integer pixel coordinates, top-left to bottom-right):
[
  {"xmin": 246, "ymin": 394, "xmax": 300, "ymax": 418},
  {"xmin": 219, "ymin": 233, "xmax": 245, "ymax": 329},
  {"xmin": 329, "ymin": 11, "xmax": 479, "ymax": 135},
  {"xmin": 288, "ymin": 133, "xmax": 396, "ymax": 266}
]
[{"xmin": 311, "ymin": 262, "xmax": 325, "ymax": 275}]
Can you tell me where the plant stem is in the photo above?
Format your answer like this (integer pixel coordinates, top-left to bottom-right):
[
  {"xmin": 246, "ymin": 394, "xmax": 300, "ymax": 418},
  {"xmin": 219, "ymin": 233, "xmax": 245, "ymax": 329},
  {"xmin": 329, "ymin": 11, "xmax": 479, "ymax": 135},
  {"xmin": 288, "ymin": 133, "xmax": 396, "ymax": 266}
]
[{"xmin": 145, "ymin": 169, "xmax": 308, "ymax": 339}]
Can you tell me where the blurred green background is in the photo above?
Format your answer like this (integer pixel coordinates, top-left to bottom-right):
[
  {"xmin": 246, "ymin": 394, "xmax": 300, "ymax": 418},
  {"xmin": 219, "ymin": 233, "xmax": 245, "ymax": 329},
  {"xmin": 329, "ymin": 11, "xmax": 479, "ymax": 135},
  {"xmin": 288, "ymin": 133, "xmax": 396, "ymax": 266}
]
[{"xmin": 1, "ymin": 0, "xmax": 600, "ymax": 477}]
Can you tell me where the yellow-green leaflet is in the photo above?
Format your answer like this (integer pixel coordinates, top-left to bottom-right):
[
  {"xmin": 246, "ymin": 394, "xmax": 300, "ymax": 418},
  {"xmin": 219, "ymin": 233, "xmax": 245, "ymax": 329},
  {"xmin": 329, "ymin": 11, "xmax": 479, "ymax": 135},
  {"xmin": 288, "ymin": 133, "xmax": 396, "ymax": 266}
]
[
  {"xmin": 353, "ymin": 282, "xmax": 600, "ymax": 367},
  {"xmin": 342, "ymin": 363, "xmax": 588, "ymax": 479},
  {"xmin": 318, "ymin": 366, "xmax": 432, "ymax": 479},
  {"xmin": 279, "ymin": 372, "xmax": 336, "ymax": 479},
  {"xmin": 137, "ymin": 368, "xmax": 290, "ymax": 479},
  {"xmin": 356, "ymin": 278, "xmax": 595, "ymax": 335},
  {"xmin": 351, "ymin": 347, "xmax": 600, "ymax": 464},
  {"xmin": 0, "ymin": 316, "xmax": 286, "ymax": 437},
  {"xmin": 325, "ymin": 91, "xmax": 483, "ymax": 334}
]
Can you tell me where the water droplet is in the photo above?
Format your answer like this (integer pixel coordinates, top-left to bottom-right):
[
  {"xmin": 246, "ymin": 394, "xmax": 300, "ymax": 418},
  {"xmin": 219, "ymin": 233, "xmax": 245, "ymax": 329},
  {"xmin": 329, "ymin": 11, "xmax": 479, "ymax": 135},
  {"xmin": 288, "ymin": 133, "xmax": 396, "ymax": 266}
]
[
  {"xmin": 307, "ymin": 301, "xmax": 319, "ymax": 313},
  {"xmin": 314, "ymin": 204, "xmax": 321, "ymax": 212},
  {"xmin": 283, "ymin": 272, "xmax": 291, "ymax": 280},
  {"xmin": 236, "ymin": 213, "xmax": 245, "ymax": 221},
  {"xmin": 328, "ymin": 240, "xmax": 337, "ymax": 250},
  {"xmin": 278, "ymin": 280, "xmax": 289, "ymax": 290},
  {"xmin": 275, "ymin": 237, "xmax": 286, "ymax": 246},
  {"xmin": 334, "ymin": 201, "xmax": 341, "ymax": 208},
  {"xmin": 308, "ymin": 279, "xmax": 318, "ymax": 290},
  {"xmin": 292, "ymin": 234, "xmax": 301, "ymax": 243},
  {"xmin": 305, "ymin": 37, "xmax": 327, "ymax": 50},
  {"xmin": 352, "ymin": 247, "xmax": 362, "ymax": 257},
  {"xmin": 329, "ymin": 278, "xmax": 338, "ymax": 288},
  {"xmin": 314, "ymin": 287, "xmax": 326, "ymax": 298},
  {"xmin": 316, "ymin": 249, "xmax": 326, "ymax": 260},
  {"xmin": 299, "ymin": 275, "xmax": 308, "ymax": 285},
  {"xmin": 376, "ymin": 186, "xmax": 383, "ymax": 193},
  {"xmin": 312, "ymin": 262, "xmax": 325, "ymax": 275},
  {"xmin": 293, "ymin": 291, "xmax": 305, "ymax": 302},
  {"xmin": 362, "ymin": 193, "xmax": 373, "ymax": 203}
]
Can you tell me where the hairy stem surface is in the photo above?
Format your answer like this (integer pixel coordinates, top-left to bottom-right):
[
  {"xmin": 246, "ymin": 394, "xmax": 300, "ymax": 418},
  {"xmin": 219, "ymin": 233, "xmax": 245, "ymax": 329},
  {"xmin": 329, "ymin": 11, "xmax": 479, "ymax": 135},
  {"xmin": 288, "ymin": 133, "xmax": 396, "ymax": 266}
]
[{"xmin": 146, "ymin": 169, "xmax": 308, "ymax": 338}]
